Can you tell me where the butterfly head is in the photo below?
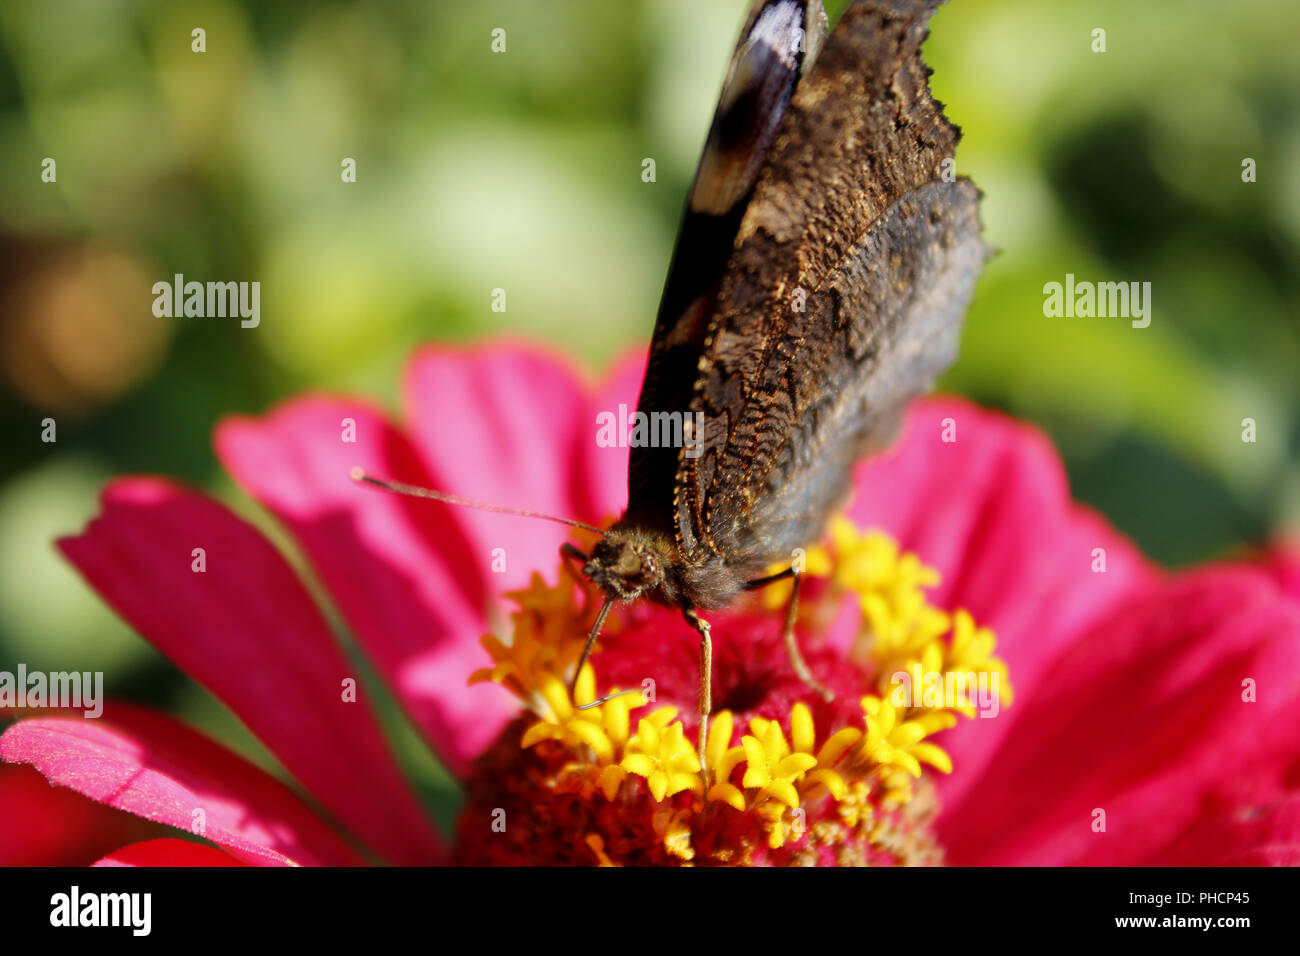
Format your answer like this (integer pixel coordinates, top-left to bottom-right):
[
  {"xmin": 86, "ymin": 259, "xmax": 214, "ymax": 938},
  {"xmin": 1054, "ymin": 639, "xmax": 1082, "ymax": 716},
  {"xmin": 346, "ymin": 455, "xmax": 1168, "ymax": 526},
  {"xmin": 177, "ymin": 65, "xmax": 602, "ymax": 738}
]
[{"xmin": 584, "ymin": 530, "xmax": 669, "ymax": 603}]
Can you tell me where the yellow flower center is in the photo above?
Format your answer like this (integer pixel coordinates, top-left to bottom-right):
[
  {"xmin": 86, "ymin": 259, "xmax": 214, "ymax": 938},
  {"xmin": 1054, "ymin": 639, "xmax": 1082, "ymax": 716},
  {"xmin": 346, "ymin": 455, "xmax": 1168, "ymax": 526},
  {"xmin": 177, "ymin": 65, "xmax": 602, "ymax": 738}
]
[{"xmin": 455, "ymin": 518, "xmax": 1012, "ymax": 866}]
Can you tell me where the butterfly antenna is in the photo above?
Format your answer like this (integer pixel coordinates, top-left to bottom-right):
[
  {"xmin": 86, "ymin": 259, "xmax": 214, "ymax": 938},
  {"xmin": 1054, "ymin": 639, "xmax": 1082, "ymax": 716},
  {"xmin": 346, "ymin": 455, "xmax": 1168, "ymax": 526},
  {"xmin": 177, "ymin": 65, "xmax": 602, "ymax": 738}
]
[{"xmin": 350, "ymin": 468, "xmax": 606, "ymax": 535}]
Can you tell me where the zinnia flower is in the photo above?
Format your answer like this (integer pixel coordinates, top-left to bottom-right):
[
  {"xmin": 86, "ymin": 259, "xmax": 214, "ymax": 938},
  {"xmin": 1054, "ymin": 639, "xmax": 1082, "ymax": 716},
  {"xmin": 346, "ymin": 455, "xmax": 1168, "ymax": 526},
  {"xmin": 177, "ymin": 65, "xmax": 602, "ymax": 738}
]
[{"xmin": 3, "ymin": 342, "xmax": 1299, "ymax": 866}]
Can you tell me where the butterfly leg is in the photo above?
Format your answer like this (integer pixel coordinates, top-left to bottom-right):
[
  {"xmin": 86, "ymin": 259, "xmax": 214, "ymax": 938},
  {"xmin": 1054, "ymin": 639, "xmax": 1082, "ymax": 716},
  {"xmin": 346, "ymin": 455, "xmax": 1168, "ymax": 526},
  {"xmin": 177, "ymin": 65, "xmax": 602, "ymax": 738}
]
[
  {"xmin": 783, "ymin": 569, "xmax": 835, "ymax": 702},
  {"xmin": 560, "ymin": 541, "xmax": 588, "ymax": 569},
  {"xmin": 683, "ymin": 605, "xmax": 712, "ymax": 790},
  {"xmin": 569, "ymin": 596, "xmax": 614, "ymax": 701}
]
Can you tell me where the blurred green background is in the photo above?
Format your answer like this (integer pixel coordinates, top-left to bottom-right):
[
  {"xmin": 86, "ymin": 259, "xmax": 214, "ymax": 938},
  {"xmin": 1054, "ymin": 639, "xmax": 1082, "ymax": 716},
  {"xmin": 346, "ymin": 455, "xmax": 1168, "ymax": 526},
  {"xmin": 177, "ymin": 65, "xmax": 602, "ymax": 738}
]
[{"xmin": 1, "ymin": 0, "xmax": 1298, "ymax": 843}]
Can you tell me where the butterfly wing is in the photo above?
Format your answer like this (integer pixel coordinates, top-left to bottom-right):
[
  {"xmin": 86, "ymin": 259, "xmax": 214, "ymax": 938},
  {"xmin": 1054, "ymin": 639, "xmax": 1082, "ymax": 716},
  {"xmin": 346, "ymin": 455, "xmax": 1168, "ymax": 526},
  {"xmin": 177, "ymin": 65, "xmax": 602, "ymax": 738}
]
[
  {"xmin": 625, "ymin": 0, "xmax": 826, "ymax": 542},
  {"xmin": 673, "ymin": 0, "xmax": 989, "ymax": 570}
]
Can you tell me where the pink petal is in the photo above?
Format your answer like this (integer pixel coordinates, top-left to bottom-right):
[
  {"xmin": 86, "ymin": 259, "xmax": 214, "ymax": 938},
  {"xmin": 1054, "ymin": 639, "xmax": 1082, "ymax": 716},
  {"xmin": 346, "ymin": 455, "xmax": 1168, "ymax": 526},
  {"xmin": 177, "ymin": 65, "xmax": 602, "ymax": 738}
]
[
  {"xmin": 937, "ymin": 566, "xmax": 1300, "ymax": 865},
  {"xmin": 848, "ymin": 397, "xmax": 1159, "ymax": 807},
  {"xmin": 94, "ymin": 838, "xmax": 244, "ymax": 867},
  {"xmin": 58, "ymin": 478, "xmax": 444, "ymax": 864},
  {"xmin": 215, "ymin": 398, "xmax": 515, "ymax": 779},
  {"xmin": 402, "ymin": 343, "xmax": 597, "ymax": 591},
  {"xmin": 0, "ymin": 762, "xmax": 161, "ymax": 866},
  {"xmin": 2, "ymin": 705, "xmax": 364, "ymax": 866}
]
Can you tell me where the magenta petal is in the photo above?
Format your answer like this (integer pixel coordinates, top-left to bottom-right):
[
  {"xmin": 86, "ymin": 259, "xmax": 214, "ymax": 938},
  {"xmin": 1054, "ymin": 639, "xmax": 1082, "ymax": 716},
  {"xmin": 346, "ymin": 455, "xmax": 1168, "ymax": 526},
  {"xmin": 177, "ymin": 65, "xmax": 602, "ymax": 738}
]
[
  {"xmin": 938, "ymin": 567, "xmax": 1300, "ymax": 865},
  {"xmin": 94, "ymin": 838, "xmax": 245, "ymax": 867},
  {"xmin": 215, "ymin": 398, "xmax": 515, "ymax": 779},
  {"xmin": 1262, "ymin": 539, "xmax": 1300, "ymax": 606},
  {"xmin": 853, "ymin": 397, "xmax": 1155, "ymax": 642},
  {"xmin": 848, "ymin": 397, "xmax": 1158, "ymax": 807},
  {"xmin": 1143, "ymin": 793, "xmax": 1300, "ymax": 866},
  {"xmin": 58, "ymin": 478, "xmax": 445, "ymax": 864},
  {"xmin": 0, "ymin": 763, "xmax": 159, "ymax": 866},
  {"xmin": 403, "ymin": 343, "xmax": 595, "ymax": 592},
  {"xmin": 2, "ymin": 706, "xmax": 363, "ymax": 866}
]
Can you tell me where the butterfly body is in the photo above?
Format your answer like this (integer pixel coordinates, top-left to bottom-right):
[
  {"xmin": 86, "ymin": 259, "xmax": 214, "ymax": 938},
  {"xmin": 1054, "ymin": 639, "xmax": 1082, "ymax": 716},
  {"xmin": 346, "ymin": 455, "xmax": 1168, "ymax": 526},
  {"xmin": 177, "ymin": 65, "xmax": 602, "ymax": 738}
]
[{"xmin": 583, "ymin": 526, "xmax": 755, "ymax": 611}]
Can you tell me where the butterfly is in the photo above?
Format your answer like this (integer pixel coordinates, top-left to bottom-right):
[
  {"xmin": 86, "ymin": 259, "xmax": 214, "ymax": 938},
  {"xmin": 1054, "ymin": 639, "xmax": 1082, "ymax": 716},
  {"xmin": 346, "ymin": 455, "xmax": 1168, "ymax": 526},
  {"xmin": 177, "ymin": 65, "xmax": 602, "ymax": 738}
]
[{"xmin": 357, "ymin": 0, "xmax": 987, "ymax": 775}]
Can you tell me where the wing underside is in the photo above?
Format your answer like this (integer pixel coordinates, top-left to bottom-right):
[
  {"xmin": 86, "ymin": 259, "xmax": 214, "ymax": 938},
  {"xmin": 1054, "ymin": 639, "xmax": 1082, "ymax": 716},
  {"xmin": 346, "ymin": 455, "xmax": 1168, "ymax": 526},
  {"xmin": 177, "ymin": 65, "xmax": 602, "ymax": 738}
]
[
  {"xmin": 624, "ymin": 0, "xmax": 987, "ymax": 573},
  {"xmin": 674, "ymin": 0, "xmax": 988, "ymax": 568}
]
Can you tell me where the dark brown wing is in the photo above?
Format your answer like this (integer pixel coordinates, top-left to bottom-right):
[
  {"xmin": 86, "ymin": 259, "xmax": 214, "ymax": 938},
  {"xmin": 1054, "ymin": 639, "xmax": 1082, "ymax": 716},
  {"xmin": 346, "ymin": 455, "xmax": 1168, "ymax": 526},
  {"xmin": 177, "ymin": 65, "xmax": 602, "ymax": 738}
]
[
  {"xmin": 674, "ymin": 0, "xmax": 988, "ymax": 569},
  {"xmin": 625, "ymin": 0, "xmax": 826, "ymax": 541}
]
